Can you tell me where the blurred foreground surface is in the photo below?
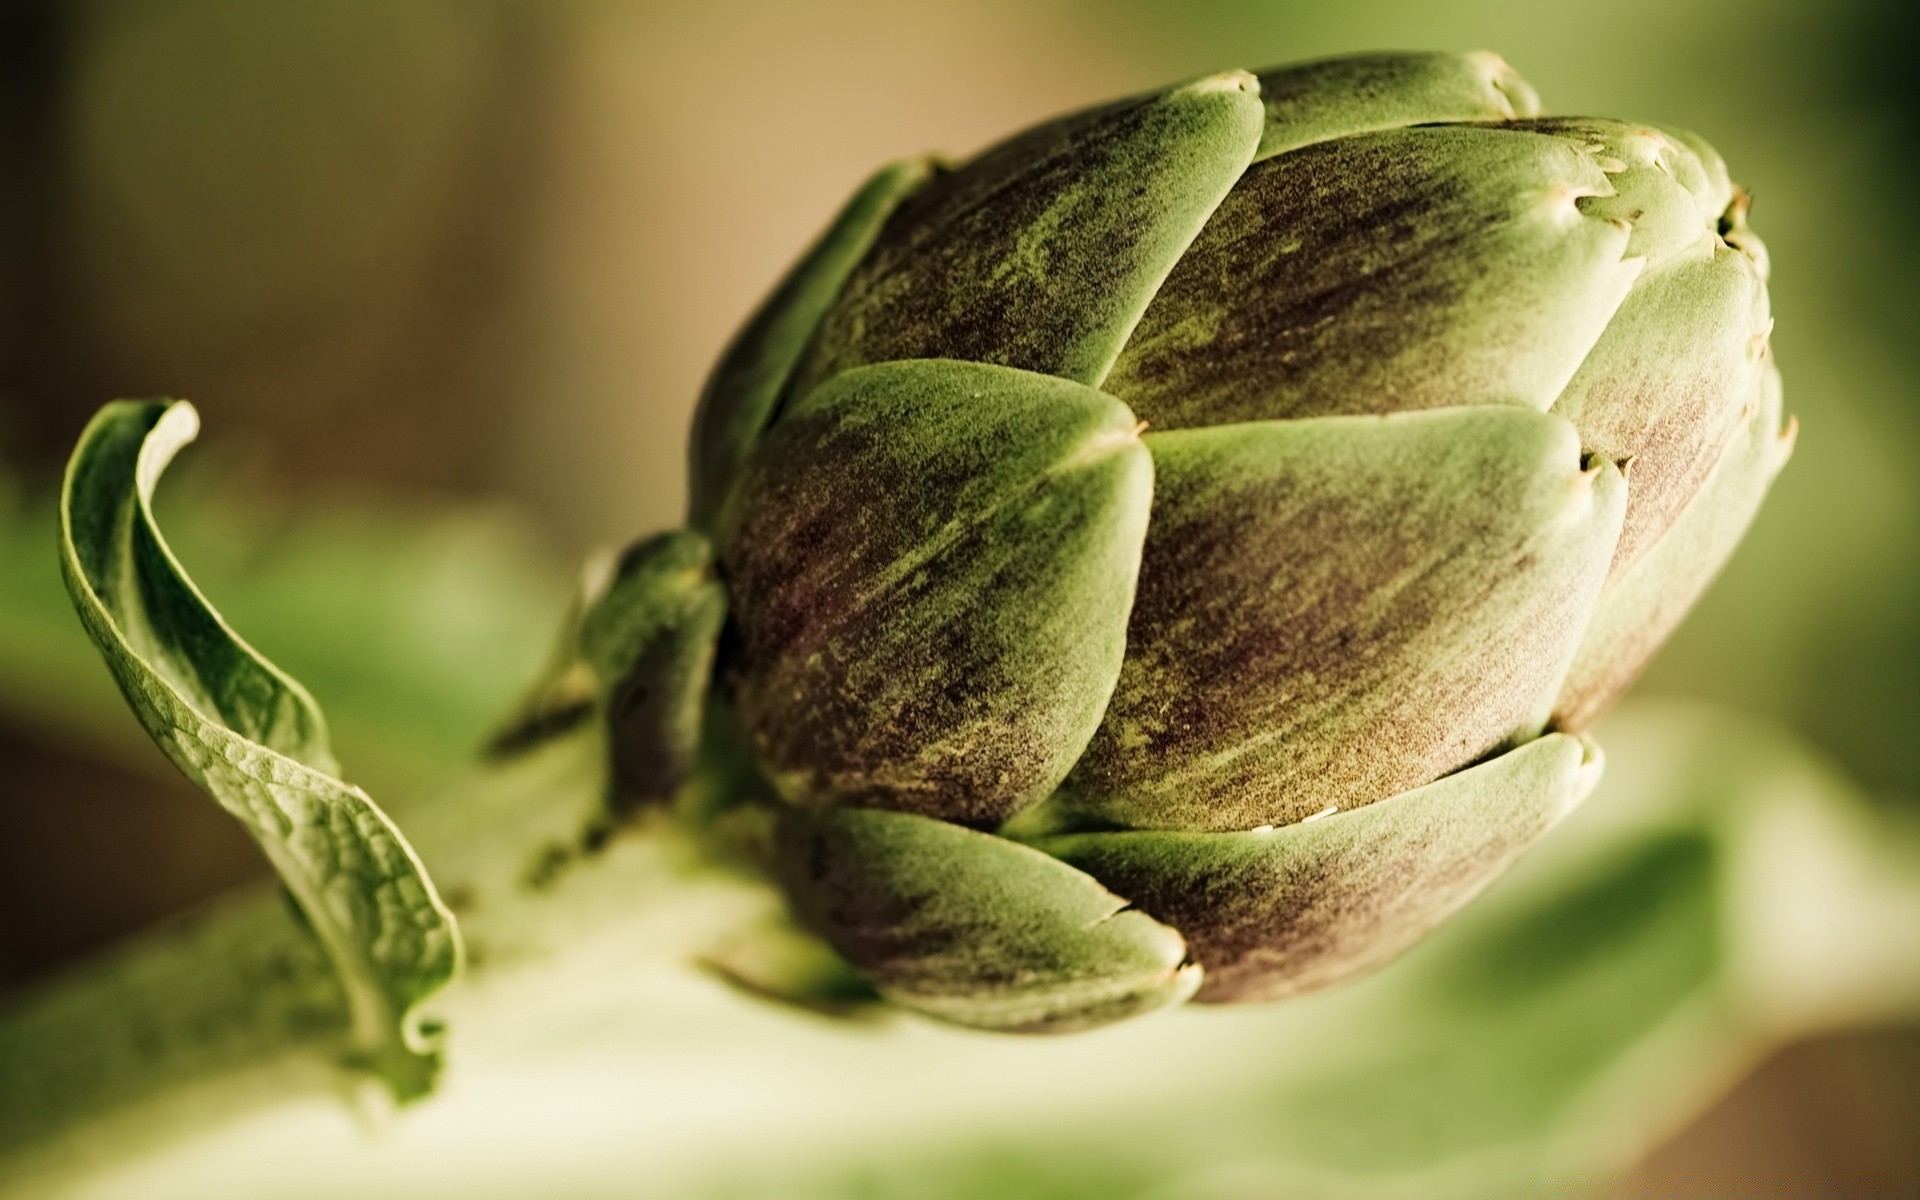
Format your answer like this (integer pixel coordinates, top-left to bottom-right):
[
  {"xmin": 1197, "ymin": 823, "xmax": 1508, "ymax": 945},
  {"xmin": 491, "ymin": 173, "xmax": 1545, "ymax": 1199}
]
[
  {"xmin": 3, "ymin": 0, "xmax": 1917, "ymax": 1192},
  {"xmin": 4, "ymin": 692, "xmax": 1917, "ymax": 1197}
]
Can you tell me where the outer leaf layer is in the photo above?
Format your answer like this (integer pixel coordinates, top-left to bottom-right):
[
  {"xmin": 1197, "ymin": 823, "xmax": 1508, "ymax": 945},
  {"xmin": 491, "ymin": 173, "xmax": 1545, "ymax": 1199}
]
[
  {"xmin": 1251, "ymin": 51, "xmax": 1539, "ymax": 161},
  {"xmin": 1555, "ymin": 363, "xmax": 1795, "ymax": 729},
  {"xmin": 488, "ymin": 531, "xmax": 726, "ymax": 802},
  {"xmin": 687, "ymin": 158, "xmax": 934, "ymax": 528},
  {"xmin": 58, "ymin": 401, "xmax": 458, "ymax": 1099},
  {"xmin": 580, "ymin": 531, "xmax": 727, "ymax": 807},
  {"xmin": 720, "ymin": 359, "xmax": 1152, "ymax": 825},
  {"xmin": 777, "ymin": 806, "xmax": 1200, "ymax": 1031},
  {"xmin": 1104, "ymin": 124, "xmax": 1645, "ymax": 428},
  {"xmin": 1053, "ymin": 405, "xmax": 1624, "ymax": 832},
  {"xmin": 789, "ymin": 71, "xmax": 1263, "ymax": 394},
  {"xmin": 1534, "ymin": 119, "xmax": 1770, "ymax": 578},
  {"xmin": 1040, "ymin": 733, "xmax": 1602, "ymax": 1002},
  {"xmin": 1551, "ymin": 242, "xmax": 1770, "ymax": 576},
  {"xmin": 1513, "ymin": 119, "xmax": 1722, "ymax": 270}
]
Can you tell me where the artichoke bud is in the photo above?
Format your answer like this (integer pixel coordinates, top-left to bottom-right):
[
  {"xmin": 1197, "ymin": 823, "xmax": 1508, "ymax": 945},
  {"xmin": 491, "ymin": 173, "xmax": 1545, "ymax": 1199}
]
[{"xmin": 663, "ymin": 53, "xmax": 1792, "ymax": 1030}]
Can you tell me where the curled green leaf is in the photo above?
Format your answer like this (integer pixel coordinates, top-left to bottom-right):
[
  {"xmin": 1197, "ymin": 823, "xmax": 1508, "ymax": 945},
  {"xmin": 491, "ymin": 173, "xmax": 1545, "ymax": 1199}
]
[{"xmin": 58, "ymin": 400, "xmax": 460, "ymax": 1099}]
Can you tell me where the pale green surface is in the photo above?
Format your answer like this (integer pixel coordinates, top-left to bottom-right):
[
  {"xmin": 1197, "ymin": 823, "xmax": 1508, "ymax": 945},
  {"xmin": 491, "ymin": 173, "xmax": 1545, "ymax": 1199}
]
[
  {"xmin": 56, "ymin": 401, "xmax": 460, "ymax": 1098},
  {"xmin": 1548, "ymin": 227, "xmax": 1771, "ymax": 575},
  {"xmin": 4, "ymin": 701, "xmax": 1914, "ymax": 1199}
]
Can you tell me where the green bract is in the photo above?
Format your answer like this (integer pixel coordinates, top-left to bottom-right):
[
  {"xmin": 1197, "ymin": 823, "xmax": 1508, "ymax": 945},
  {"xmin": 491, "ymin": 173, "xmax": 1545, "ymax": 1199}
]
[{"xmin": 658, "ymin": 51, "xmax": 1798, "ymax": 1030}]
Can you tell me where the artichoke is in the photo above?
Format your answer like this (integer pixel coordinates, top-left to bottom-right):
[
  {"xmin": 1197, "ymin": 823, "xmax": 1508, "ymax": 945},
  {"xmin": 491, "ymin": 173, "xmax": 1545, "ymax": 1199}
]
[{"xmin": 600, "ymin": 52, "xmax": 1793, "ymax": 1032}]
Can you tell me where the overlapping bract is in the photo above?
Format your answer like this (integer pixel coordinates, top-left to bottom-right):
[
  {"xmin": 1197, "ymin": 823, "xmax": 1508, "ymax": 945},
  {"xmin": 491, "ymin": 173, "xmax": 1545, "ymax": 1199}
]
[{"xmin": 661, "ymin": 52, "xmax": 1793, "ymax": 1031}]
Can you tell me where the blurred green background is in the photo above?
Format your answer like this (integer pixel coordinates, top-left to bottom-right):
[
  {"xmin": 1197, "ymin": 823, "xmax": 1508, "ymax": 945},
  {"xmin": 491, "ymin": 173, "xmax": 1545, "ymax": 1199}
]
[{"xmin": 2, "ymin": 0, "xmax": 1916, "ymax": 1192}]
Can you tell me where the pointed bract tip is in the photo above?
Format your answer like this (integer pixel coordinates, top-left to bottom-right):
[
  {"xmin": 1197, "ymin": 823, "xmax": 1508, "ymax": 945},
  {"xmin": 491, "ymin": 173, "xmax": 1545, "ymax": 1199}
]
[
  {"xmin": 1185, "ymin": 69, "xmax": 1260, "ymax": 98},
  {"xmin": 1719, "ymin": 184, "xmax": 1771, "ymax": 278},
  {"xmin": 1775, "ymin": 412, "xmax": 1800, "ymax": 461},
  {"xmin": 1553, "ymin": 734, "xmax": 1607, "ymax": 814},
  {"xmin": 1467, "ymin": 51, "xmax": 1541, "ymax": 119}
]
